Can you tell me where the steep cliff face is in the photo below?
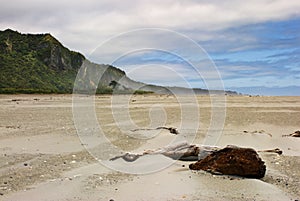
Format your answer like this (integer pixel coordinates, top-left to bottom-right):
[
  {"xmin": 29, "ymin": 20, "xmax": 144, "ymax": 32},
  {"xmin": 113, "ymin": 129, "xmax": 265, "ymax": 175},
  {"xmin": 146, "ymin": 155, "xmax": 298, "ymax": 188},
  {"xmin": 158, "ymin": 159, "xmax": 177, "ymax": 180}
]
[
  {"xmin": 0, "ymin": 29, "xmax": 84, "ymax": 70},
  {"xmin": 35, "ymin": 33, "xmax": 84, "ymax": 71}
]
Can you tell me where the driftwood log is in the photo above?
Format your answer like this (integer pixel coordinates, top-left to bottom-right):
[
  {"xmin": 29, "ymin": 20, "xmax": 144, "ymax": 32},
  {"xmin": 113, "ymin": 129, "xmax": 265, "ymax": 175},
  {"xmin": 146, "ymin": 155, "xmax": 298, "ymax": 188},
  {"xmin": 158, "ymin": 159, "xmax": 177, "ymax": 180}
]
[
  {"xmin": 110, "ymin": 142, "xmax": 282, "ymax": 162},
  {"xmin": 110, "ymin": 142, "xmax": 217, "ymax": 162}
]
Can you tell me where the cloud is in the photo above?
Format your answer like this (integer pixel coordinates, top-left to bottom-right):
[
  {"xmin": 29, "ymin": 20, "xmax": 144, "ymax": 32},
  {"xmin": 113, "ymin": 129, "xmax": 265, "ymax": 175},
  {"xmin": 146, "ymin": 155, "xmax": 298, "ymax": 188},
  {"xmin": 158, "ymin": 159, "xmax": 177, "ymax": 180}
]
[{"xmin": 1, "ymin": 0, "xmax": 300, "ymax": 54}]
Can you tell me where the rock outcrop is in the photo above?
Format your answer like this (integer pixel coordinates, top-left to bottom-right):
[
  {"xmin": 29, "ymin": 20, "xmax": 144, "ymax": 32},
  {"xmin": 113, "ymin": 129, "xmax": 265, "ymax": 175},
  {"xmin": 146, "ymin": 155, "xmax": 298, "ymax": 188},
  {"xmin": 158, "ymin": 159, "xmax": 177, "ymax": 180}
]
[{"xmin": 189, "ymin": 145, "xmax": 266, "ymax": 179}]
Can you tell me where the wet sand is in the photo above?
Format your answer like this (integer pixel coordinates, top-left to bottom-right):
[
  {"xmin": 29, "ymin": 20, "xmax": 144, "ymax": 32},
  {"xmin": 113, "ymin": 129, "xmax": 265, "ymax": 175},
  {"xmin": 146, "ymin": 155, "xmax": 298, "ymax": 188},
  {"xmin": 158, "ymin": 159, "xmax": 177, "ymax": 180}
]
[{"xmin": 0, "ymin": 94, "xmax": 299, "ymax": 200}]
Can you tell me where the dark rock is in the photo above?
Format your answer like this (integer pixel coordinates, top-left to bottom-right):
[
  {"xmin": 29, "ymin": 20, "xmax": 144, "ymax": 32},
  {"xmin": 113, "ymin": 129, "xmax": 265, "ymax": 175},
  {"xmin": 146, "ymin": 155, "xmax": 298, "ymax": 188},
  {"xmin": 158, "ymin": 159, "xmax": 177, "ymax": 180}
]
[
  {"xmin": 168, "ymin": 127, "xmax": 179, "ymax": 134},
  {"xmin": 189, "ymin": 145, "xmax": 266, "ymax": 179}
]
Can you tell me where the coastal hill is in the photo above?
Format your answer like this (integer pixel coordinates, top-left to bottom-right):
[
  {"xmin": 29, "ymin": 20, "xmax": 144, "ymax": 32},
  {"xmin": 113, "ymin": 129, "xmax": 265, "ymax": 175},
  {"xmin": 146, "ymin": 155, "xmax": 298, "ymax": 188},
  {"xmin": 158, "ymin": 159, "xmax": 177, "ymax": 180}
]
[{"xmin": 0, "ymin": 29, "xmax": 237, "ymax": 95}]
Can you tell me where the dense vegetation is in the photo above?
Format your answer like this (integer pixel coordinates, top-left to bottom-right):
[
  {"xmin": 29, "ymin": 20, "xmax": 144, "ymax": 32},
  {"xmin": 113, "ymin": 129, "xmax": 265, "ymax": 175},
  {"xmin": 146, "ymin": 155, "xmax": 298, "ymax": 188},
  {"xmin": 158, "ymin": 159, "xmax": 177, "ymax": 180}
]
[
  {"xmin": 0, "ymin": 29, "xmax": 149, "ymax": 94},
  {"xmin": 0, "ymin": 29, "xmax": 86, "ymax": 93}
]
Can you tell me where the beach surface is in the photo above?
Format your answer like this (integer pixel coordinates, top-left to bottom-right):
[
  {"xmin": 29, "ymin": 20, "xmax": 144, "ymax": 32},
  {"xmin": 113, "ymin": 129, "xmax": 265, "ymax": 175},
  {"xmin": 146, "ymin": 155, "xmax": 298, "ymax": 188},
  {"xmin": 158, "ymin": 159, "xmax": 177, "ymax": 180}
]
[{"xmin": 0, "ymin": 94, "xmax": 299, "ymax": 201}]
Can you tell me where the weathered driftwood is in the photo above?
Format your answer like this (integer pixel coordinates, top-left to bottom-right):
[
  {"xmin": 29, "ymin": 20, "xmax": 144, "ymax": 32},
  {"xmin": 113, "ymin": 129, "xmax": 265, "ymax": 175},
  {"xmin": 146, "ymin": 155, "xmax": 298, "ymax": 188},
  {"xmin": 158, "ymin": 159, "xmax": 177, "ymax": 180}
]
[
  {"xmin": 110, "ymin": 142, "xmax": 282, "ymax": 162},
  {"xmin": 282, "ymin": 130, "xmax": 300, "ymax": 137},
  {"xmin": 110, "ymin": 142, "xmax": 218, "ymax": 162}
]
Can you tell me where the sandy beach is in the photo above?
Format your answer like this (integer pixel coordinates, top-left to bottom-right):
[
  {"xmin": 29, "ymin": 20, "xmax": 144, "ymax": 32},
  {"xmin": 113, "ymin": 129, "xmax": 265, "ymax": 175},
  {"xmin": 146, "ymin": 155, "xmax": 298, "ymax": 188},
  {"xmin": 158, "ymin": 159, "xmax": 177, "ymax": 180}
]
[{"xmin": 0, "ymin": 94, "xmax": 299, "ymax": 201}]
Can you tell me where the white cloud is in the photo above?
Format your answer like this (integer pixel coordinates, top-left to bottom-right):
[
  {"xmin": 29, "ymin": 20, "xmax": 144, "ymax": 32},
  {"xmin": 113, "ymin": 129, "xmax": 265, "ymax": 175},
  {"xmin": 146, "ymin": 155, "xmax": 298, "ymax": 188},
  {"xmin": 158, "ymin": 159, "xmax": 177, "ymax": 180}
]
[{"xmin": 1, "ymin": 0, "xmax": 300, "ymax": 55}]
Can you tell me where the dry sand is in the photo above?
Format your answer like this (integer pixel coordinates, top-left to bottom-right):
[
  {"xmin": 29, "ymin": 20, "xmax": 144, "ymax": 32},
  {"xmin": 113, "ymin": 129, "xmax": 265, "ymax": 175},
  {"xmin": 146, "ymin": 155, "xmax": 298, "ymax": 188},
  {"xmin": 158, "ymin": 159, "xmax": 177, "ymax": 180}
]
[{"xmin": 0, "ymin": 94, "xmax": 299, "ymax": 201}]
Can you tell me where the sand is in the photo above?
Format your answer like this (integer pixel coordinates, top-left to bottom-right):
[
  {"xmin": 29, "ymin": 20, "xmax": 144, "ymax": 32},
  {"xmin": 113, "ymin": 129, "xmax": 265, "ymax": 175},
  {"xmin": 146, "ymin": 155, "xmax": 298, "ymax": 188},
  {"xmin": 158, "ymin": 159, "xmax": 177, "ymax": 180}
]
[{"xmin": 0, "ymin": 94, "xmax": 299, "ymax": 201}]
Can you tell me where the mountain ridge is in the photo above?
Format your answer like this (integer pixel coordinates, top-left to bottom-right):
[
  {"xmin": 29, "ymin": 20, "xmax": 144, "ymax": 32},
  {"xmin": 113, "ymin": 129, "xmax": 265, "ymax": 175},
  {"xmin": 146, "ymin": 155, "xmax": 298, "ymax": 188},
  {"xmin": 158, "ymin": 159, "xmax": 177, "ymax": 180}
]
[{"xmin": 0, "ymin": 29, "xmax": 238, "ymax": 95}]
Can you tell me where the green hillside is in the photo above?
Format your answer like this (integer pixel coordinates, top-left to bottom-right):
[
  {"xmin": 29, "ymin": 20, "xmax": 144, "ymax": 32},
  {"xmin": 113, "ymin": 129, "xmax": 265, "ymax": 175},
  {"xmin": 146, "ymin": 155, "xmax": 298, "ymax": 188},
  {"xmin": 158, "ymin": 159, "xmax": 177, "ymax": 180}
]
[{"xmin": 0, "ymin": 29, "xmax": 134, "ymax": 94}]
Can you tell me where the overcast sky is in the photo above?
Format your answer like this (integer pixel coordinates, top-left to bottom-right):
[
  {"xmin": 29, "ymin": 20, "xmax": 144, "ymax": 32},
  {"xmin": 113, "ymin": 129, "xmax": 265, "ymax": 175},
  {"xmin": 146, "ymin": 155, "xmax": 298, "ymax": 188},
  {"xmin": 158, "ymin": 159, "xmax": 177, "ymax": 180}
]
[{"xmin": 1, "ymin": 0, "xmax": 299, "ymax": 95}]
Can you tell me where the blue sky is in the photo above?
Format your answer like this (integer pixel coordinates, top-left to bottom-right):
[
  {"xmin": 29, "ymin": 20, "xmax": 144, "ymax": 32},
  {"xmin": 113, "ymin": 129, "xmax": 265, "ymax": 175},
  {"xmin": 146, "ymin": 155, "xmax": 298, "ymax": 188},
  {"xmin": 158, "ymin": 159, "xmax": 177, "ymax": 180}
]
[{"xmin": 0, "ymin": 0, "xmax": 299, "ymax": 95}]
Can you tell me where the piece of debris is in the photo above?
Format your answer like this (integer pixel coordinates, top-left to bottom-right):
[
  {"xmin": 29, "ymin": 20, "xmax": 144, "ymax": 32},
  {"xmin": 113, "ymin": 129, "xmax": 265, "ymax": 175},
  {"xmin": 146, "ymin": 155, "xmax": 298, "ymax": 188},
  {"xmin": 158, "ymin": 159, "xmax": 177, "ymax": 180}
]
[
  {"xmin": 189, "ymin": 145, "xmax": 266, "ymax": 179},
  {"xmin": 258, "ymin": 148, "xmax": 283, "ymax": 155},
  {"xmin": 131, "ymin": 126, "xmax": 179, "ymax": 134},
  {"xmin": 156, "ymin": 126, "xmax": 179, "ymax": 134},
  {"xmin": 110, "ymin": 153, "xmax": 143, "ymax": 162},
  {"xmin": 11, "ymin": 99, "xmax": 22, "ymax": 102},
  {"xmin": 5, "ymin": 125, "xmax": 21, "ymax": 129},
  {"xmin": 282, "ymin": 130, "xmax": 300, "ymax": 137},
  {"xmin": 243, "ymin": 130, "xmax": 272, "ymax": 137}
]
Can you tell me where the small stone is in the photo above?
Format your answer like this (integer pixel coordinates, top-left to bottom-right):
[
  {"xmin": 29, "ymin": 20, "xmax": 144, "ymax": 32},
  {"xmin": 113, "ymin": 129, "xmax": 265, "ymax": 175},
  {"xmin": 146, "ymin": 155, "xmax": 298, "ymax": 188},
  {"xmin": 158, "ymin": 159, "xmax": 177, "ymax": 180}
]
[{"xmin": 24, "ymin": 163, "xmax": 28, "ymax": 166}]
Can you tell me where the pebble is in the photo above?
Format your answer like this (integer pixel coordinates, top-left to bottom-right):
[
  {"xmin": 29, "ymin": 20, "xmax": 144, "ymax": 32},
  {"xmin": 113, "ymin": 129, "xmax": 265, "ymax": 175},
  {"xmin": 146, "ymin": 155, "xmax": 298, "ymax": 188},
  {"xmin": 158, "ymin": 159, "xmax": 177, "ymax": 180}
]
[{"xmin": 73, "ymin": 174, "xmax": 82, "ymax": 178}]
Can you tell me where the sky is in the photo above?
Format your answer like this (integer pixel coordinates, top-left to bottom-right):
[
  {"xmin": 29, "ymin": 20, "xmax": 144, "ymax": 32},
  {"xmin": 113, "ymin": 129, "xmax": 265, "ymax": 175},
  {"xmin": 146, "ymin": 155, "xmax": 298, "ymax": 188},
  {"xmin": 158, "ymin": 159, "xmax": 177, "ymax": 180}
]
[{"xmin": 0, "ymin": 0, "xmax": 299, "ymax": 95}]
